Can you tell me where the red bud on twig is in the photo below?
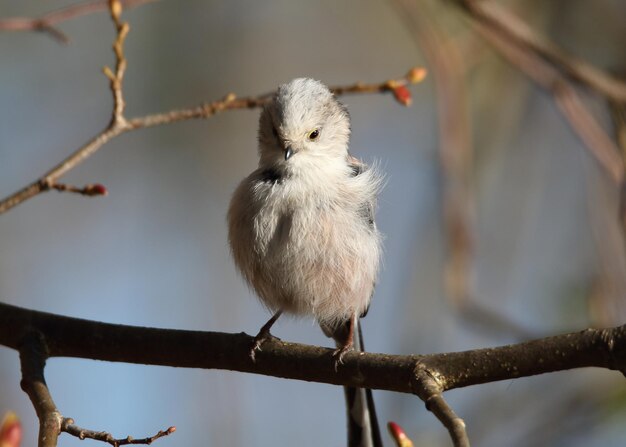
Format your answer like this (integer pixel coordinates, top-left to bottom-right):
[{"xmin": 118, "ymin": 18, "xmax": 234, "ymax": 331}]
[
  {"xmin": 387, "ymin": 421, "xmax": 414, "ymax": 447},
  {"xmin": 84, "ymin": 184, "xmax": 108, "ymax": 196},
  {"xmin": 0, "ymin": 412, "xmax": 22, "ymax": 447},
  {"xmin": 392, "ymin": 85, "xmax": 413, "ymax": 107}
]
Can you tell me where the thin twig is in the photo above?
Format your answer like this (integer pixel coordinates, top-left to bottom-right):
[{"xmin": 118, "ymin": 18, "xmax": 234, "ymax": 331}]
[
  {"xmin": 0, "ymin": 0, "xmax": 155, "ymax": 43},
  {"xmin": 49, "ymin": 182, "xmax": 108, "ymax": 197},
  {"xmin": 62, "ymin": 419, "xmax": 175, "ymax": 446},
  {"xmin": 104, "ymin": 0, "xmax": 129, "ymax": 127},
  {"xmin": 0, "ymin": 67, "xmax": 426, "ymax": 216}
]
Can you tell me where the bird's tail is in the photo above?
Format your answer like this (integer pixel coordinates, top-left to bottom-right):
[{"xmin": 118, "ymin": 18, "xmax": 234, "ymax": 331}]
[{"xmin": 334, "ymin": 320, "xmax": 383, "ymax": 447}]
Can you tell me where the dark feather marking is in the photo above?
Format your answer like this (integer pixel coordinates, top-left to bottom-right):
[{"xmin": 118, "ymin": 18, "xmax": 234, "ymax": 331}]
[
  {"xmin": 260, "ymin": 168, "xmax": 282, "ymax": 184},
  {"xmin": 349, "ymin": 161, "xmax": 375, "ymax": 228}
]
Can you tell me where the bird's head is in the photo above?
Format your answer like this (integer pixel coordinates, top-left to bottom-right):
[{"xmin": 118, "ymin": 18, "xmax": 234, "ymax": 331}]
[{"xmin": 258, "ymin": 78, "xmax": 351, "ymax": 172}]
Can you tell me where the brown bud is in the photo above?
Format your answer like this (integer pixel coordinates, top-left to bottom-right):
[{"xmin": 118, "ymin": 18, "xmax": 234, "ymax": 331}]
[{"xmin": 406, "ymin": 67, "xmax": 427, "ymax": 84}]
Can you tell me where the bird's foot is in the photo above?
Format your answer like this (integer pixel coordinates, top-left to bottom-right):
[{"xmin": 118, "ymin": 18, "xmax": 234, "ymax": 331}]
[
  {"xmin": 250, "ymin": 311, "xmax": 283, "ymax": 362},
  {"xmin": 250, "ymin": 329, "xmax": 277, "ymax": 362},
  {"xmin": 332, "ymin": 343, "xmax": 353, "ymax": 371}
]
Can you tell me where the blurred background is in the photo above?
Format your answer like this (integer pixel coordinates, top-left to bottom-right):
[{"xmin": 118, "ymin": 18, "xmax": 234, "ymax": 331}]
[{"xmin": 1, "ymin": 0, "xmax": 626, "ymax": 445}]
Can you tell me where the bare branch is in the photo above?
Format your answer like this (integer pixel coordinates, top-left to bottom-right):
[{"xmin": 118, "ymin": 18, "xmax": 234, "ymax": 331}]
[
  {"xmin": 0, "ymin": 0, "xmax": 426, "ymax": 218},
  {"xmin": 0, "ymin": 67, "xmax": 426, "ymax": 216},
  {"xmin": 19, "ymin": 332, "xmax": 62, "ymax": 447},
  {"xmin": 48, "ymin": 182, "xmax": 108, "ymax": 197},
  {"xmin": 414, "ymin": 365, "xmax": 469, "ymax": 447},
  {"xmin": 0, "ymin": 0, "xmax": 156, "ymax": 43},
  {"xmin": 61, "ymin": 419, "xmax": 175, "ymax": 446},
  {"xmin": 3, "ymin": 302, "xmax": 626, "ymax": 395},
  {"xmin": 105, "ymin": 0, "xmax": 130, "ymax": 127},
  {"xmin": 19, "ymin": 330, "xmax": 175, "ymax": 447},
  {"xmin": 5, "ymin": 302, "xmax": 626, "ymax": 446}
]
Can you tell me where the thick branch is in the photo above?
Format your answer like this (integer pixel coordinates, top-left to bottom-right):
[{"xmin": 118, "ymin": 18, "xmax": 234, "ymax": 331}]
[
  {"xmin": 2, "ymin": 302, "xmax": 626, "ymax": 395},
  {"xmin": 19, "ymin": 332, "xmax": 61, "ymax": 447},
  {"xmin": 414, "ymin": 365, "xmax": 469, "ymax": 447}
]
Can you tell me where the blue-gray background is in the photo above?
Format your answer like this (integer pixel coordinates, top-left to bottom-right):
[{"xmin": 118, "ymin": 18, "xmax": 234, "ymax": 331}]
[{"xmin": 1, "ymin": 1, "xmax": 626, "ymax": 446}]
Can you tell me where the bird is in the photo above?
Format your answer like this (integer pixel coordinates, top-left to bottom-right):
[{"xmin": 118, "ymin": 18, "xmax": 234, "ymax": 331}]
[{"xmin": 228, "ymin": 78, "xmax": 383, "ymax": 447}]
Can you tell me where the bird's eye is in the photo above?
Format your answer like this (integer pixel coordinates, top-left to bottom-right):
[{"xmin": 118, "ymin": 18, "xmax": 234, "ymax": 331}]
[{"xmin": 308, "ymin": 129, "xmax": 320, "ymax": 141}]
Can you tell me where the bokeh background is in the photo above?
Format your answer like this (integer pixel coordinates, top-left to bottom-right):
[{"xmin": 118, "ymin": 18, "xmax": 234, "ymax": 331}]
[{"xmin": 2, "ymin": 0, "xmax": 626, "ymax": 446}]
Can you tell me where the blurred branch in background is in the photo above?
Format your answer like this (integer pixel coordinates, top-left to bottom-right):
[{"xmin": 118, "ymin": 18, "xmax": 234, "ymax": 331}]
[
  {"xmin": 451, "ymin": 0, "xmax": 626, "ymax": 101},
  {"xmin": 0, "ymin": 0, "xmax": 155, "ymax": 43},
  {"xmin": 393, "ymin": 0, "xmax": 536, "ymax": 340},
  {"xmin": 394, "ymin": 0, "xmax": 475, "ymax": 307},
  {"xmin": 391, "ymin": 2, "xmax": 626, "ymax": 442},
  {"xmin": 473, "ymin": 16, "xmax": 618, "ymax": 187},
  {"xmin": 448, "ymin": 0, "xmax": 626, "ymax": 225},
  {"xmin": 413, "ymin": 3, "xmax": 626, "ymax": 443},
  {"xmin": 612, "ymin": 95, "xmax": 626, "ymax": 235},
  {"xmin": 582, "ymin": 82, "xmax": 626, "ymax": 328},
  {"xmin": 460, "ymin": 0, "xmax": 626, "ymax": 330},
  {"xmin": 395, "ymin": 0, "xmax": 626, "ymax": 329}
]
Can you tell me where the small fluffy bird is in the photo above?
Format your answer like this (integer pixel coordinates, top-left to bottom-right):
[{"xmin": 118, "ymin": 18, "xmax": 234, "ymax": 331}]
[{"xmin": 228, "ymin": 78, "xmax": 383, "ymax": 447}]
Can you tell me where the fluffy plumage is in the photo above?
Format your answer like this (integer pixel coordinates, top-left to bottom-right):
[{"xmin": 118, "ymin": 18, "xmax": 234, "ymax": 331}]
[
  {"xmin": 228, "ymin": 77, "xmax": 384, "ymax": 447},
  {"xmin": 228, "ymin": 78, "xmax": 383, "ymax": 328}
]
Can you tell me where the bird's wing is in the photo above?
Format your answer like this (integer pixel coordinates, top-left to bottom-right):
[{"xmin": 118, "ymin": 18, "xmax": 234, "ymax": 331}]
[{"xmin": 347, "ymin": 154, "xmax": 375, "ymax": 229}]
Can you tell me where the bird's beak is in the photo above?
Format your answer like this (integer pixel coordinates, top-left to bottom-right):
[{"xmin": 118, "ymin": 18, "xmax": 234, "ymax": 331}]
[{"xmin": 284, "ymin": 146, "xmax": 294, "ymax": 161}]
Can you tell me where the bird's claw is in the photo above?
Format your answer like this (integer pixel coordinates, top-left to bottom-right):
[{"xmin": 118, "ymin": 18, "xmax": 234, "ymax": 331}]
[
  {"xmin": 332, "ymin": 344, "xmax": 353, "ymax": 371},
  {"xmin": 249, "ymin": 331, "xmax": 277, "ymax": 362}
]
